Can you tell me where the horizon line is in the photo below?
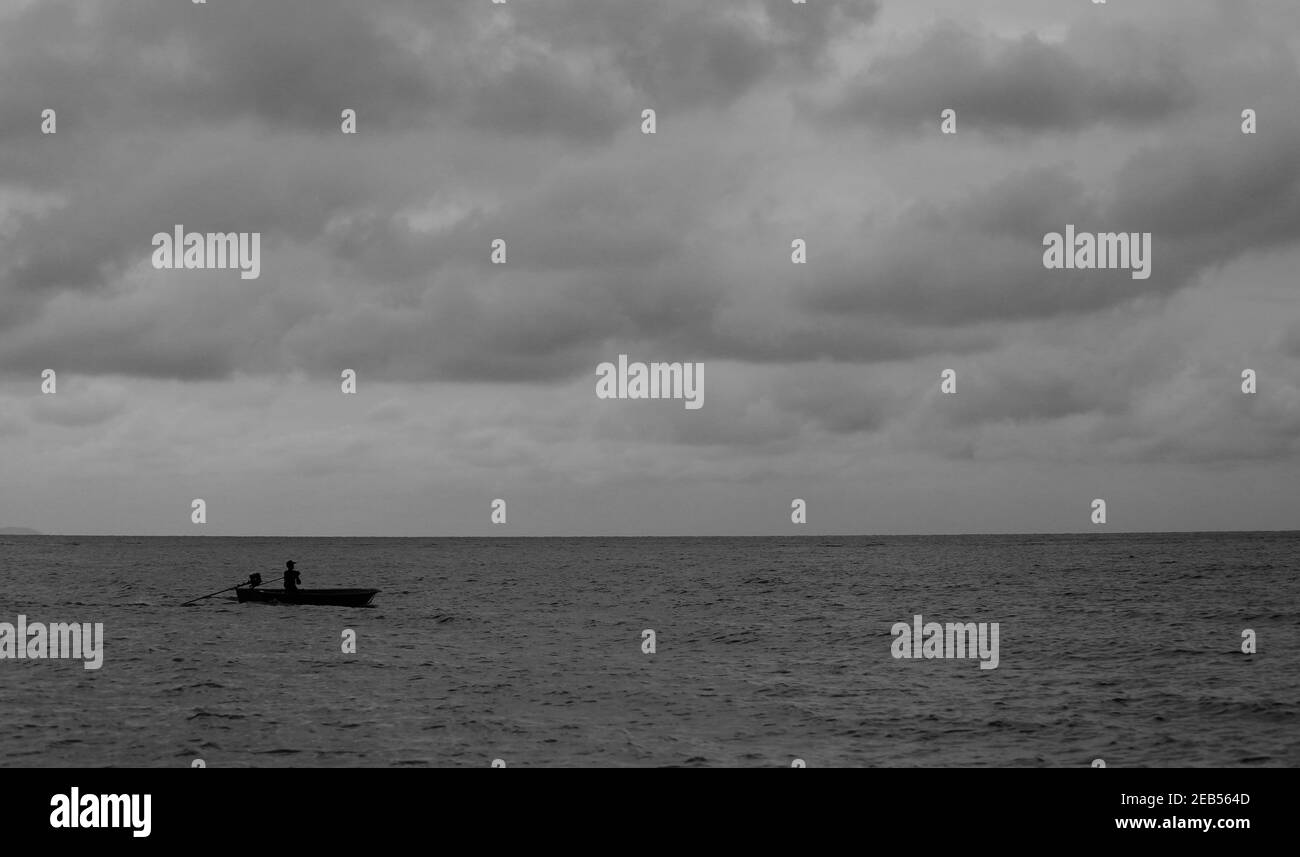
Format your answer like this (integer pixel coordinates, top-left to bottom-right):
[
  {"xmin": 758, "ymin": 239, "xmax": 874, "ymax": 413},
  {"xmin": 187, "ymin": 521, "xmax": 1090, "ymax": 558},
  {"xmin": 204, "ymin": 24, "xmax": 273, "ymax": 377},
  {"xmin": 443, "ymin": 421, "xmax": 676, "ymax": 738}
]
[{"xmin": 4, "ymin": 528, "xmax": 1297, "ymax": 539}]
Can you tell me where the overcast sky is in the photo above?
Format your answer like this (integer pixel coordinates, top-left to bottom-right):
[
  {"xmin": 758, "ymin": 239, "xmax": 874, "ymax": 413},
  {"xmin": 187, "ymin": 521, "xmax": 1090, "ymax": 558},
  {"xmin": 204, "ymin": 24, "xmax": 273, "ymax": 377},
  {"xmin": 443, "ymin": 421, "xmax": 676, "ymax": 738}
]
[{"xmin": 1, "ymin": 0, "xmax": 1298, "ymax": 536}]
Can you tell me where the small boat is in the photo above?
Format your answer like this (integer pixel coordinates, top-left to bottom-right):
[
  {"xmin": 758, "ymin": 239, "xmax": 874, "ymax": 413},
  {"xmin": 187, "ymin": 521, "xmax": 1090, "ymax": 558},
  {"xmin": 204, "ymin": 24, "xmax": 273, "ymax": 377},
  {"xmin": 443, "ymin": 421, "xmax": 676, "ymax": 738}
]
[{"xmin": 235, "ymin": 587, "xmax": 379, "ymax": 607}]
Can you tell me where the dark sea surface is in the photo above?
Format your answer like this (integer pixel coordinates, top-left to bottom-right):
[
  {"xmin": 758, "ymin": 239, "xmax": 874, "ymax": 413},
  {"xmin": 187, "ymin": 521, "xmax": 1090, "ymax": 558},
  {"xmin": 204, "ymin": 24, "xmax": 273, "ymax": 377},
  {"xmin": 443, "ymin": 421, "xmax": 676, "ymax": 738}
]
[{"xmin": 0, "ymin": 533, "xmax": 1296, "ymax": 767}]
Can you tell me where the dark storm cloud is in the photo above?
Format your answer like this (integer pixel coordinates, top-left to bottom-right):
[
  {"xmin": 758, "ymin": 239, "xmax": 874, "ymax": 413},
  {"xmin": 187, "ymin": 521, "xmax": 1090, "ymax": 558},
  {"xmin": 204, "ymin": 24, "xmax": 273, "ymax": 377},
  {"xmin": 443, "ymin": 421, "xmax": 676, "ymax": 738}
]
[
  {"xmin": 2, "ymin": 132, "xmax": 385, "ymax": 299},
  {"xmin": 0, "ymin": 0, "xmax": 438, "ymax": 143},
  {"xmin": 1111, "ymin": 121, "xmax": 1300, "ymax": 246},
  {"xmin": 815, "ymin": 21, "xmax": 1196, "ymax": 133},
  {"xmin": 0, "ymin": 0, "xmax": 1295, "ymax": 411},
  {"xmin": 328, "ymin": 157, "xmax": 703, "ymax": 284},
  {"xmin": 0, "ymin": 0, "xmax": 625, "ymax": 153},
  {"xmin": 803, "ymin": 116, "xmax": 1300, "ymax": 326},
  {"xmin": 926, "ymin": 361, "xmax": 1128, "ymax": 428},
  {"xmin": 800, "ymin": 169, "xmax": 1119, "ymax": 325},
  {"xmin": 759, "ymin": 0, "xmax": 881, "ymax": 65},
  {"xmin": 1104, "ymin": 118, "xmax": 1300, "ymax": 299},
  {"xmin": 456, "ymin": 58, "xmax": 626, "ymax": 143},
  {"xmin": 0, "ymin": 0, "xmax": 874, "ymax": 156},
  {"xmin": 0, "ymin": 0, "xmax": 876, "ymax": 335},
  {"xmin": 3, "ymin": 0, "xmax": 1300, "ymax": 536},
  {"xmin": 1108, "ymin": 385, "xmax": 1300, "ymax": 465},
  {"xmin": 0, "ymin": 281, "xmax": 250, "ymax": 380},
  {"xmin": 283, "ymin": 286, "xmax": 613, "ymax": 384},
  {"xmin": 504, "ymin": 0, "xmax": 880, "ymax": 109}
]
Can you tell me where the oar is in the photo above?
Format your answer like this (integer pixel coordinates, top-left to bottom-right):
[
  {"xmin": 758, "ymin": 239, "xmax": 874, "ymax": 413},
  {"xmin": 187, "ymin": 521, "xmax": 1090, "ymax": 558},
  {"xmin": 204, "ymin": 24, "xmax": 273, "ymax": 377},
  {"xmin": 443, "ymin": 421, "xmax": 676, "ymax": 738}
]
[{"xmin": 181, "ymin": 574, "xmax": 283, "ymax": 606}]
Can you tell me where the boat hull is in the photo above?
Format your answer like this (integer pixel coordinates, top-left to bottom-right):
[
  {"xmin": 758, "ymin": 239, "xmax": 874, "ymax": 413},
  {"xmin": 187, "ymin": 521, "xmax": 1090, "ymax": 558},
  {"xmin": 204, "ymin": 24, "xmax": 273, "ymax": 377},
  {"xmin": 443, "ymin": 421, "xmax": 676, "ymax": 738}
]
[{"xmin": 235, "ymin": 588, "xmax": 378, "ymax": 607}]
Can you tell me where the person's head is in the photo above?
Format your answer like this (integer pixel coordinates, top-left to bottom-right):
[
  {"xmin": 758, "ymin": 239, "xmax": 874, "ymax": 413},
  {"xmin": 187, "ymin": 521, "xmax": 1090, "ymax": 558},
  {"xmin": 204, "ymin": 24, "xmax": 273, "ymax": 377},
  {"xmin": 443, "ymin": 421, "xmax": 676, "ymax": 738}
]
[{"xmin": 286, "ymin": 560, "xmax": 296, "ymax": 570}]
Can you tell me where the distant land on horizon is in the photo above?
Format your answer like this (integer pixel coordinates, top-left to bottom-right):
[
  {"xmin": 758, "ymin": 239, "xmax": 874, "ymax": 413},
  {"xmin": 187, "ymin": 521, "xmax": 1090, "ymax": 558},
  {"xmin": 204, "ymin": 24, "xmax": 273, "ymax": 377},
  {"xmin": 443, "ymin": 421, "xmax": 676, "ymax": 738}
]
[{"xmin": 0, "ymin": 527, "xmax": 42, "ymax": 535}]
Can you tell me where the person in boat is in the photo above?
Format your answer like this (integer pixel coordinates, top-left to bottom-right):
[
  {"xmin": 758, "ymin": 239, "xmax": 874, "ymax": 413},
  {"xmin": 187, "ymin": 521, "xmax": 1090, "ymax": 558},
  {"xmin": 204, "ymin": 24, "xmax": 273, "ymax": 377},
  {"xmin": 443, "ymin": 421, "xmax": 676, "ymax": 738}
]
[{"xmin": 284, "ymin": 560, "xmax": 301, "ymax": 592}]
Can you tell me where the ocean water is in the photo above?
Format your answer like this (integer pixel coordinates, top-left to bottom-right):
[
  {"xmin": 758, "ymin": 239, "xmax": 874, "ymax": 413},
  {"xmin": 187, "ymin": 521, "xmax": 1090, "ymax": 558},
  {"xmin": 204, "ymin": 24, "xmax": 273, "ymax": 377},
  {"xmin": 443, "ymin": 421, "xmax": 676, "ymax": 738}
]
[{"xmin": 0, "ymin": 533, "xmax": 1296, "ymax": 768}]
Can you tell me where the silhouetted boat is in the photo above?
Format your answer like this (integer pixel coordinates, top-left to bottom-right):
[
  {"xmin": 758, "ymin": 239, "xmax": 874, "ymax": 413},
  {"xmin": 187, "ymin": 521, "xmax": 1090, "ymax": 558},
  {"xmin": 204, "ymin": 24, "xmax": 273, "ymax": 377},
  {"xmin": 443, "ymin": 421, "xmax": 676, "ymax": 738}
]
[{"xmin": 235, "ymin": 587, "xmax": 378, "ymax": 607}]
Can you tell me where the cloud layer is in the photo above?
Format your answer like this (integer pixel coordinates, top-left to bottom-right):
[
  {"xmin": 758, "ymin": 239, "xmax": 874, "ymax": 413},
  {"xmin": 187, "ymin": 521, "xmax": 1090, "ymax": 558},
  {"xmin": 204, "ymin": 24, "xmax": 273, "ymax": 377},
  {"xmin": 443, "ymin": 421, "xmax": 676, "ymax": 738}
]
[{"xmin": 1, "ymin": 0, "xmax": 1298, "ymax": 534}]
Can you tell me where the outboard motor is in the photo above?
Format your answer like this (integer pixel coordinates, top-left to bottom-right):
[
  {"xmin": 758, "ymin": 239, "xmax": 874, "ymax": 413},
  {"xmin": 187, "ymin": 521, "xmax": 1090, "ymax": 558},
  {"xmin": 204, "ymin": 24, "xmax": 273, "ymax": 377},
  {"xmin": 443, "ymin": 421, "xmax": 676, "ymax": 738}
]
[{"xmin": 247, "ymin": 573, "xmax": 263, "ymax": 588}]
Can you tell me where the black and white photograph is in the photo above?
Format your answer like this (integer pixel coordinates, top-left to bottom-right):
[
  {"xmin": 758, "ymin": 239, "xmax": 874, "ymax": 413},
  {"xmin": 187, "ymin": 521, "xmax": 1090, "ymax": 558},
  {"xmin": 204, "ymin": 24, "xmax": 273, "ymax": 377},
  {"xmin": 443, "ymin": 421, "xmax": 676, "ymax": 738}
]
[{"xmin": 0, "ymin": 0, "xmax": 1295, "ymax": 842}]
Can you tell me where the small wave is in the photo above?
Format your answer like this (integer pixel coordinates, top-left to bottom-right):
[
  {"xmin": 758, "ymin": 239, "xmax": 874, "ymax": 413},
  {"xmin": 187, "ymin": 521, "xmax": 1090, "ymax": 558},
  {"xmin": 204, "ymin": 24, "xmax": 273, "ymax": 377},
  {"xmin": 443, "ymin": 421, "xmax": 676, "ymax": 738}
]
[
  {"xmin": 187, "ymin": 711, "xmax": 248, "ymax": 721},
  {"xmin": 708, "ymin": 630, "xmax": 762, "ymax": 645}
]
